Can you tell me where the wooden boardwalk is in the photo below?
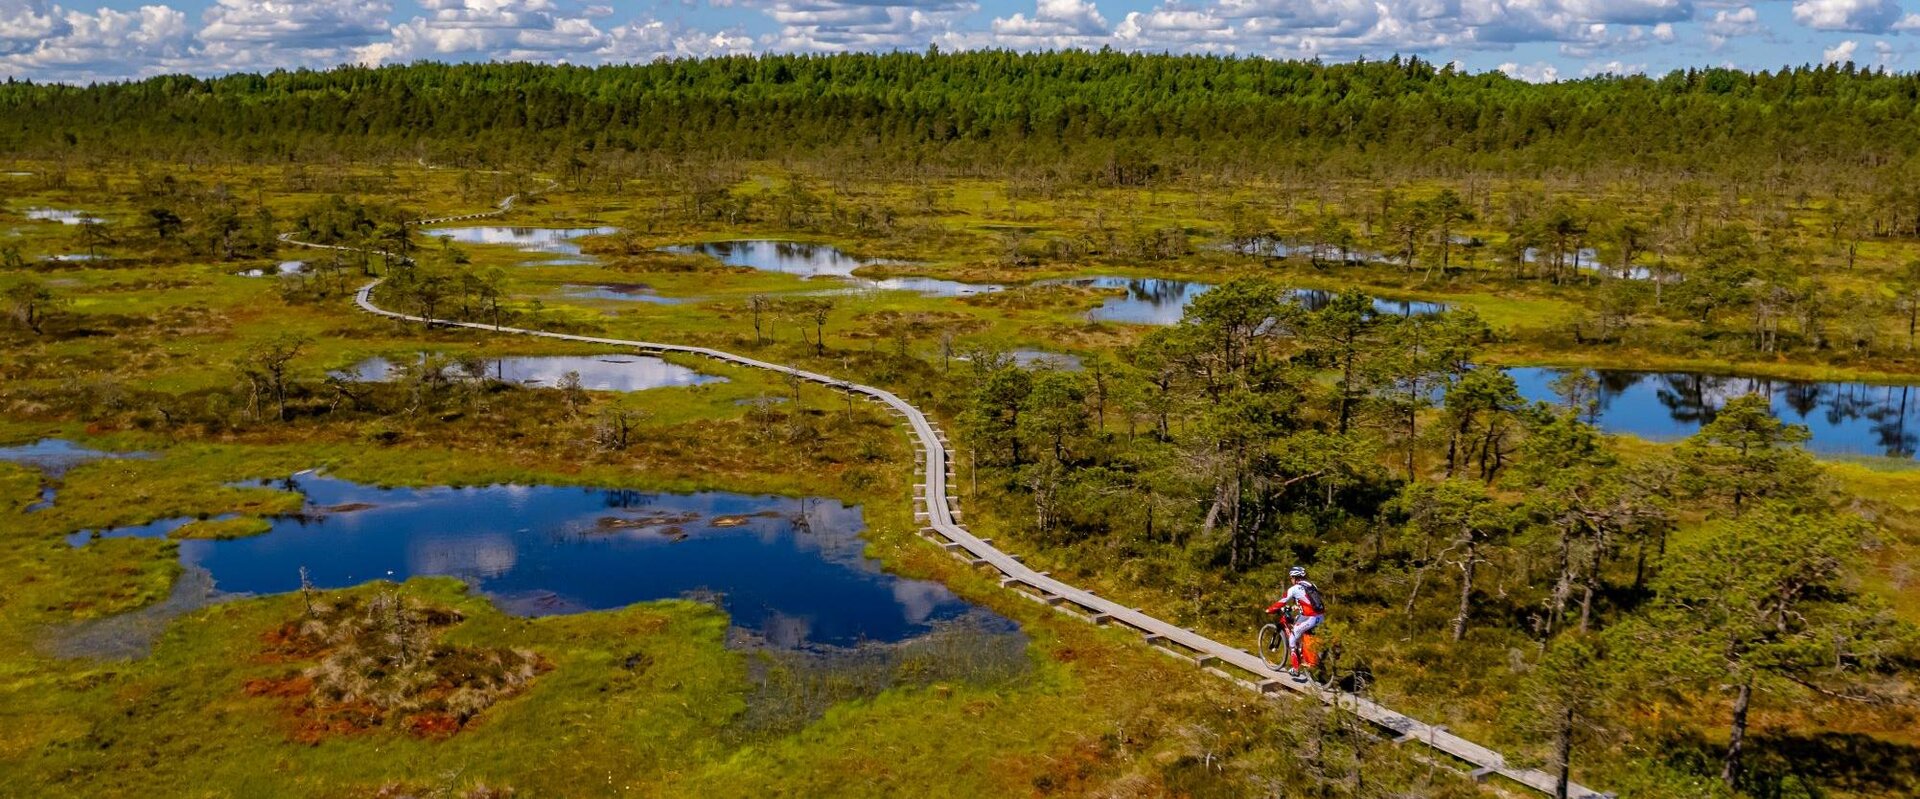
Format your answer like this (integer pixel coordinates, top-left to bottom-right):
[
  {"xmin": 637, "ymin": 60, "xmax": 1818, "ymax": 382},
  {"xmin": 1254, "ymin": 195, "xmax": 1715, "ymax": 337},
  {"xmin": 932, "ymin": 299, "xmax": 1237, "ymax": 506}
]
[
  {"xmin": 290, "ymin": 188, "xmax": 1607, "ymax": 798},
  {"xmin": 340, "ymin": 283, "xmax": 1604, "ymax": 799}
]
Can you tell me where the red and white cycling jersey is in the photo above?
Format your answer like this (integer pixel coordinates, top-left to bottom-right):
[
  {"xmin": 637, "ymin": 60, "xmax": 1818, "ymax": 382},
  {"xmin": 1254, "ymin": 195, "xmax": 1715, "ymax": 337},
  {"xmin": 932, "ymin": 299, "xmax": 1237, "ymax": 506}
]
[{"xmin": 1267, "ymin": 581, "xmax": 1322, "ymax": 617}]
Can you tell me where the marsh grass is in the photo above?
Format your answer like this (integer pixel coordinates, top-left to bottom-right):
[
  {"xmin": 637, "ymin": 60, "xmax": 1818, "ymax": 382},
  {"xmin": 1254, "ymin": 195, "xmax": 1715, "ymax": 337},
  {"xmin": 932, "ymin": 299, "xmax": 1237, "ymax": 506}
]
[
  {"xmin": 0, "ymin": 560, "xmax": 1476, "ymax": 798},
  {"xmin": 255, "ymin": 589, "xmax": 548, "ymax": 741},
  {"xmin": 731, "ymin": 614, "xmax": 1031, "ymax": 740},
  {"xmin": 170, "ymin": 515, "xmax": 272, "ymax": 539},
  {"xmin": 18, "ymin": 158, "xmax": 1917, "ymax": 795}
]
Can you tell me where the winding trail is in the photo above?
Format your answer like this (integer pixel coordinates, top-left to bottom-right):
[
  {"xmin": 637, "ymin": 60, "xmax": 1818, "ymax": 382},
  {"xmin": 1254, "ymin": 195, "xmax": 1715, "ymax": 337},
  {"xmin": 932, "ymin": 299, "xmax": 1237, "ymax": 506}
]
[{"xmin": 294, "ymin": 187, "xmax": 1607, "ymax": 799}]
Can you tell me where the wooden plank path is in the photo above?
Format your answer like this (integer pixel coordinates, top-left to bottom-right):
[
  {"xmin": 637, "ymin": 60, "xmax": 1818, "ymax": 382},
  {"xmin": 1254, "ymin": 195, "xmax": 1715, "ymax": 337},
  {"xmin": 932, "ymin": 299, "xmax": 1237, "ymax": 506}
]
[
  {"xmin": 338, "ymin": 280, "xmax": 1606, "ymax": 799},
  {"xmin": 285, "ymin": 185, "xmax": 1606, "ymax": 798},
  {"xmin": 413, "ymin": 186, "xmax": 531, "ymax": 226}
]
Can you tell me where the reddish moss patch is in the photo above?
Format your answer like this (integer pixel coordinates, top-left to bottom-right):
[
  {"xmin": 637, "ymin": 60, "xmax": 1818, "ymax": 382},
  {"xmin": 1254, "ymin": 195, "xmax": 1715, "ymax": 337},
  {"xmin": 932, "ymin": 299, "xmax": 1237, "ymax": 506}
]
[
  {"xmin": 402, "ymin": 712, "xmax": 462, "ymax": 739},
  {"xmin": 243, "ymin": 674, "xmax": 312, "ymax": 699},
  {"xmin": 246, "ymin": 592, "xmax": 549, "ymax": 742}
]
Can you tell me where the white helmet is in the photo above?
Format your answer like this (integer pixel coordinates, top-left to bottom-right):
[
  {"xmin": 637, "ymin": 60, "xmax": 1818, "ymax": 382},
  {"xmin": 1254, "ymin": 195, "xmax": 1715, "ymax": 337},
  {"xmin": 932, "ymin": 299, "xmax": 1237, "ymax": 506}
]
[{"xmin": 1289, "ymin": 566, "xmax": 1308, "ymax": 579}]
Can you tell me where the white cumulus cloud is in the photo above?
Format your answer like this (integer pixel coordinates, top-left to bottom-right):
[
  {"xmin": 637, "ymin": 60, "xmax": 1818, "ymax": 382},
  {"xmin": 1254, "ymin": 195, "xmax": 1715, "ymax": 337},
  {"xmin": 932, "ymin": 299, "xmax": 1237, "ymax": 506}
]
[
  {"xmin": 1793, "ymin": 0, "xmax": 1902, "ymax": 32},
  {"xmin": 357, "ymin": 0, "xmax": 608, "ymax": 64},
  {"xmin": 765, "ymin": 0, "xmax": 977, "ymax": 52},
  {"xmin": 941, "ymin": 0, "xmax": 1112, "ymax": 48},
  {"xmin": 983, "ymin": 0, "xmax": 1711, "ymax": 59},
  {"xmin": 0, "ymin": 0, "xmax": 1902, "ymax": 84},
  {"xmin": 1582, "ymin": 58, "xmax": 1645, "ymax": 74},
  {"xmin": 597, "ymin": 18, "xmax": 753, "ymax": 62},
  {"xmin": 197, "ymin": 0, "xmax": 391, "ymax": 69},
  {"xmin": 1499, "ymin": 59, "xmax": 1562, "ymax": 81},
  {"xmin": 0, "ymin": 0, "xmax": 68, "ymax": 56},
  {"xmin": 0, "ymin": 3, "xmax": 188, "ymax": 80},
  {"xmin": 1560, "ymin": 0, "xmax": 1690, "ymax": 25},
  {"xmin": 1871, "ymin": 38, "xmax": 1900, "ymax": 64},
  {"xmin": 1703, "ymin": 5, "xmax": 1763, "ymax": 47}
]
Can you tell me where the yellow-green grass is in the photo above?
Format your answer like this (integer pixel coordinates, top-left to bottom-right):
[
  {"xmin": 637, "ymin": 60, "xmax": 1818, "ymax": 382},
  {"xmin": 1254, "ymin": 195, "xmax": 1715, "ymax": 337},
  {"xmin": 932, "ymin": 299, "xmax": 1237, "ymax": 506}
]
[
  {"xmin": 1823, "ymin": 461, "xmax": 1920, "ymax": 623},
  {"xmin": 168, "ymin": 516, "xmax": 273, "ymax": 540},
  {"xmin": 0, "ymin": 427, "xmax": 1464, "ymax": 797},
  {"xmin": 0, "ymin": 571, "xmax": 1414, "ymax": 798},
  {"xmin": 10, "ymin": 158, "xmax": 1920, "ymax": 795},
  {"xmin": 22, "ymin": 159, "xmax": 1920, "ymax": 387}
]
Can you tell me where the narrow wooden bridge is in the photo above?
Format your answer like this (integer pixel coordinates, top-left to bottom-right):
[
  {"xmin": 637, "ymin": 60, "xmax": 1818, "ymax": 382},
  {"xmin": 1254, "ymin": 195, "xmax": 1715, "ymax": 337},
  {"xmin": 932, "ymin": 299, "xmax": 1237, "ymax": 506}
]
[
  {"xmin": 414, "ymin": 187, "xmax": 530, "ymax": 226},
  {"xmin": 288, "ymin": 183, "xmax": 1607, "ymax": 798}
]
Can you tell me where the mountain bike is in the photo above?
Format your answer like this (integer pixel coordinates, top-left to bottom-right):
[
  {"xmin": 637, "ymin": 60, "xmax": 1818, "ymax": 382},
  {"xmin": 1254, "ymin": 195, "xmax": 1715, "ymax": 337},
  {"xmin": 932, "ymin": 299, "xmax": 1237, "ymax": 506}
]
[
  {"xmin": 1257, "ymin": 607, "xmax": 1295, "ymax": 673},
  {"xmin": 1260, "ymin": 607, "xmax": 1340, "ymax": 687}
]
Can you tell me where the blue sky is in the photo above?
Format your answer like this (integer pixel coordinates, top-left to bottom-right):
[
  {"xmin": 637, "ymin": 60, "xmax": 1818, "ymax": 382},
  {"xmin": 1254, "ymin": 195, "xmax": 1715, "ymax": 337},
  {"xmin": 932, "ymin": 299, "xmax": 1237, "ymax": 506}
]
[{"xmin": 2, "ymin": 0, "xmax": 1915, "ymax": 83}]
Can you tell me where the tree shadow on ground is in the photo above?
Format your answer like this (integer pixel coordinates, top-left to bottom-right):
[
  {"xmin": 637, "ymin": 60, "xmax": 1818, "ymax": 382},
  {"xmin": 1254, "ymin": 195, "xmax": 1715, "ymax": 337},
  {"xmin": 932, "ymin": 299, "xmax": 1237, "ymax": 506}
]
[{"xmin": 1661, "ymin": 727, "xmax": 1920, "ymax": 799}]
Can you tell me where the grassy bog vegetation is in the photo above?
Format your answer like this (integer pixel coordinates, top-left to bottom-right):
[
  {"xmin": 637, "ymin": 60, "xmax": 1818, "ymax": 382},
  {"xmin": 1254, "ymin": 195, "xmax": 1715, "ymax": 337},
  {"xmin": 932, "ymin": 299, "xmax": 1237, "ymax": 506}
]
[{"xmin": 2, "ymin": 52, "xmax": 1919, "ymax": 798}]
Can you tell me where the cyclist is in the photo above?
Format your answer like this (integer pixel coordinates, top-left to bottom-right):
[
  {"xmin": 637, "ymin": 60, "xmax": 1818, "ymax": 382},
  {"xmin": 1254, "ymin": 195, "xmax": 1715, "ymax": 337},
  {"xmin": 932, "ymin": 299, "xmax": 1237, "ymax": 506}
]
[{"xmin": 1265, "ymin": 566, "xmax": 1324, "ymax": 681}]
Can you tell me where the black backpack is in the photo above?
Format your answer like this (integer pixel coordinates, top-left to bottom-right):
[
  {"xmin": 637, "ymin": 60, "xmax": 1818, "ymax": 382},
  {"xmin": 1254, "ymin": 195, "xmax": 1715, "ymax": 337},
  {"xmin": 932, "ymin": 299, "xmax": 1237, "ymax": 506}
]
[{"xmin": 1303, "ymin": 582, "xmax": 1328, "ymax": 614}]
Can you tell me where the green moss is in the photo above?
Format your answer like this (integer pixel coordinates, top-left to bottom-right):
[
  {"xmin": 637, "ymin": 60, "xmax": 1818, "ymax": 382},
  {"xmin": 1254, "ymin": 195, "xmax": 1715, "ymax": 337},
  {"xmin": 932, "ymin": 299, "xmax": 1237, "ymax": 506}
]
[
  {"xmin": 0, "ymin": 463, "xmax": 40, "ymax": 513},
  {"xmin": 0, "ymin": 565, "xmax": 1414, "ymax": 798},
  {"xmin": 170, "ymin": 516, "xmax": 274, "ymax": 540}
]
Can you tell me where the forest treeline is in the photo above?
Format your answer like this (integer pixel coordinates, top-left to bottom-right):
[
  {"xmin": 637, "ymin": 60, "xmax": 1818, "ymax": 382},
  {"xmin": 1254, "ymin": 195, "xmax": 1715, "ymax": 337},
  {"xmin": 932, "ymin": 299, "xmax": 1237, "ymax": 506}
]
[{"xmin": 6, "ymin": 52, "xmax": 1920, "ymax": 176}]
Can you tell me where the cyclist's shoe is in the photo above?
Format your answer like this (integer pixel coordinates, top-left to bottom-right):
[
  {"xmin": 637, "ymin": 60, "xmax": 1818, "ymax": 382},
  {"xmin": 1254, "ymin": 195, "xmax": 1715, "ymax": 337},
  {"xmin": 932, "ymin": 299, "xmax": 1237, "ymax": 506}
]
[{"xmin": 1290, "ymin": 669, "xmax": 1307, "ymax": 683}]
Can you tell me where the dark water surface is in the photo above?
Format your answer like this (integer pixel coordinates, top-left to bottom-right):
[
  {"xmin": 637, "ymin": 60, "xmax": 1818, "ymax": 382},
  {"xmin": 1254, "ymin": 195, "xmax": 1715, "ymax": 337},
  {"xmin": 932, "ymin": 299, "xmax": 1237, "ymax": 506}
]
[
  {"xmin": 1229, "ymin": 237, "xmax": 1653, "ymax": 280},
  {"xmin": 24, "ymin": 207, "xmax": 102, "ymax": 225},
  {"xmin": 0, "ymin": 438, "xmax": 122, "ymax": 475},
  {"xmin": 1056, "ymin": 277, "xmax": 1448, "ymax": 325},
  {"xmin": 666, "ymin": 240, "xmax": 884, "ymax": 278},
  {"xmin": 665, "ymin": 240, "xmax": 1000, "ymax": 297},
  {"xmin": 1057, "ymin": 277, "xmax": 1213, "ymax": 325},
  {"xmin": 562, "ymin": 283, "xmax": 686, "ymax": 303},
  {"xmin": 426, "ymin": 225, "xmax": 618, "ymax": 257},
  {"xmin": 1509, "ymin": 367, "xmax": 1920, "ymax": 458},
  {"xmin": 955, "ymin": 350, "xmax": 1085, "ymax": 371},
  {"xmin": 1290, "ymin": 288, "xmax": 1451, "ymax": 317},
  {"xmin": 1225, "ymin": 237, "xmax": 1393, "ymax": 264},
  {"xmin": 336, "ymin": 354, "xmax": 724, "ymax": 391},
  {"xmin": 0, "ymin": 439, "xmax": 146, "ymax": 511},
  {"xmin": 68, "ymin": 475, "xmax": 1010, "ymax": 648},
  {"xmin": 1010, "ymin": 350, "xmax": 1084, "ymax": 370},
  {"xmin": 237, "ymin": 260, "xmax": 306, "ymax": 277},
  {"xmin": 848, "ymin": 275, "xmax": 1003, "ymax": 297}
]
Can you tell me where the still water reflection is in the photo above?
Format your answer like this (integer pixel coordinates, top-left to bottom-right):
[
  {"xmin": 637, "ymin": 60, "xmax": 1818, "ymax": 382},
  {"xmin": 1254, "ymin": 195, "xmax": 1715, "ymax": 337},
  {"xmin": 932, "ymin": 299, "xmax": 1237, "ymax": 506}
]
[
  {"xmin": 1510, "ymin": 367, "xmax": 1920, "ymax": 458},
  {"xmin": 665, "ymin": 240, "xmax": 1001, "ymax": 297},
  {"xmin": 427, "ymin": 225, "xmax": 618, "ymax": 257},
  {"xmin": 68, "ymin": 476, "xmax": 1013, "ymax": 648},
  {"xmin": 1054, "ymin": 277, "xmax": 1448, "ymax": 325},
  {"xmin": 336, "ymin": 354, "xmax": 723, "ymax": 391}
]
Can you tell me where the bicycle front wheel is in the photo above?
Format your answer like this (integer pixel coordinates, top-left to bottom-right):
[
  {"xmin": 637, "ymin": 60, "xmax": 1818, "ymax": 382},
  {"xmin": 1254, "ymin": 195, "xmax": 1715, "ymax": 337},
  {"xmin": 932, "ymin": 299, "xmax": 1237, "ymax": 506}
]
[{"xmin": 1256, "ymin": 623, "xmax": 1285, "ymax": 671}]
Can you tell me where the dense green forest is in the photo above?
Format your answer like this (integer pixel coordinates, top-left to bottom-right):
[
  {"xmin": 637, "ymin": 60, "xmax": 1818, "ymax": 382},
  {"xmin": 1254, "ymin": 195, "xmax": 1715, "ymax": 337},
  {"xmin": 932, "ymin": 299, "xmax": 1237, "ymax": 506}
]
[{"xmin": 7, "ymin": 52, "xmax": 1920, "ymax": 174}]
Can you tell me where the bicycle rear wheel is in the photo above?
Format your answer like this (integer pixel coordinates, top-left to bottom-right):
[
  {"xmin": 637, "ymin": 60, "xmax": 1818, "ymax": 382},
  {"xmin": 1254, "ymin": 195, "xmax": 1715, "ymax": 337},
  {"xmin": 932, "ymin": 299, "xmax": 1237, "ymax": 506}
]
[
  {"xmin": 1256, "ymin": 623, "xmax": 1285, "ymax": 671},
  {"xmin": 1308, "ymin": 636, "xmax": 1340, "ymax": 689}
]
